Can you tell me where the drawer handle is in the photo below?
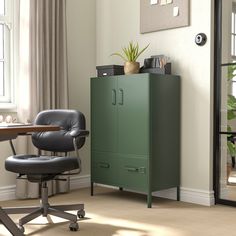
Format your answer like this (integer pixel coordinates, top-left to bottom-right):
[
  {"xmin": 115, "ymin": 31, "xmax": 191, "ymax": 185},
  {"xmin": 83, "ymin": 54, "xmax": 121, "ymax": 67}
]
[
  {"xmin": 125, "ymin": 166, "xmax": 146, "ymax": 174},
  {"xmin": 99, "ymin": 162, "xmax": 110, "ymax": 168},
  {"xmin": 125, "ymin": 167, "xmax": 139, "ymax": 172}
]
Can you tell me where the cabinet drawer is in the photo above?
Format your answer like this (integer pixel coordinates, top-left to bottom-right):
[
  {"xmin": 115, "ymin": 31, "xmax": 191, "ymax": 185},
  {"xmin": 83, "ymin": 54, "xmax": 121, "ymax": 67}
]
[
  {"xmin": 91, "ymin": 152, "xmax": 119, "ymax": 185},
  {"xmin": 119, "ymin": 157, "xmax": 148, "ymax": 191}
]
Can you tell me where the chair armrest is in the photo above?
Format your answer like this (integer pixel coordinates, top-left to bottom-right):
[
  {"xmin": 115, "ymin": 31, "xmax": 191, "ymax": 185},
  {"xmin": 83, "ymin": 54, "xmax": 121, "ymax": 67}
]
[{"xmin": 69, "ymin": 129, "xmax": 89, "ymax": 138}]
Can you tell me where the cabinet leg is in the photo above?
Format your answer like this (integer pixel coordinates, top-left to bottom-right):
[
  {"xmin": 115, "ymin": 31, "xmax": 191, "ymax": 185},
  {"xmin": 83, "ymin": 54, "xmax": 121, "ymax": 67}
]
[
  {"xmin": 147, "ymin": 192, "xmax": 152, "ymax": 208},
  {"xmin": 177, "ymin": 186, "xmax": 180, "ymax": 201},
  {"xmin": 91, "ymin": 182, "xmax": 94, "ymax": 196}
]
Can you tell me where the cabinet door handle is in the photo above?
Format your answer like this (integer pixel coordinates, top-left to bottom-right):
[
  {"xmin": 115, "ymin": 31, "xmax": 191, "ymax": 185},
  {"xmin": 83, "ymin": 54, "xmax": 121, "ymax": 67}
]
[
  {"xmin": 119, "ymin": 89, "xmax": 124, "ymax": 105},
  {"xmin": 99, "ymin": 162, "xmax": 110, "ymax": 168},
  {"xmin": 112, "ymin": 89, "xmax": 116, "ymax": 105}
]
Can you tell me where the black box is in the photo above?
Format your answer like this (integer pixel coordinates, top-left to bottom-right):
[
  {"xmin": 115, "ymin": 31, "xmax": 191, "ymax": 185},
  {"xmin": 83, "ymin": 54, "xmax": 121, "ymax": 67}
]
[{"xmin": 96, "ymin": 65, "xmax": 124, "ymax": 77}]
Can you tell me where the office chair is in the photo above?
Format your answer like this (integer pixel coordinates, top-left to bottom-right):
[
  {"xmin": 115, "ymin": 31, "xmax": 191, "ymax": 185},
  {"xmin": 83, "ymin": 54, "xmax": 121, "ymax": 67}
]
[{"xmin": 5, "ymin": 109, "xmax": 89, "ymax": 233}]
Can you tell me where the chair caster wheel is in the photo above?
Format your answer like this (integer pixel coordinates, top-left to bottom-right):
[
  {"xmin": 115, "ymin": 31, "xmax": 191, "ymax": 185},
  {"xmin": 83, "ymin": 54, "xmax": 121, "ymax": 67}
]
[
  {"xmin": 18, "ymin": 225, "xmax": 25, "ymax": 233},
  {"xmin": 77, "ymin": 209, "xmax": 85, "ymax": 218},
  {"xmin": 69, "ymin": 222, "xmax": 79, "ymax": 231}
]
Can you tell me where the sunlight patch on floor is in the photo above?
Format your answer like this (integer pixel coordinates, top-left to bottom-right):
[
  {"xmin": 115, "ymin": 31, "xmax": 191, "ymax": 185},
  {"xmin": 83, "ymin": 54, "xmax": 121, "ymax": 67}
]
[
  {"xmin": 87, "ymin": 213, "xmax": 184, "ymax": 236},
  {"xmin": 0, "ymin": 211, "xmax": 186, "ymax": 236}
]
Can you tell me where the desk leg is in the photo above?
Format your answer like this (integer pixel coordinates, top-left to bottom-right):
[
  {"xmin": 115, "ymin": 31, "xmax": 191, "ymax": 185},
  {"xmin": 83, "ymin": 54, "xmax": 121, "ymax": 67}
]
[{"xmin": 0, "ymin": 207, "xmax": 24, "ymax": 236}]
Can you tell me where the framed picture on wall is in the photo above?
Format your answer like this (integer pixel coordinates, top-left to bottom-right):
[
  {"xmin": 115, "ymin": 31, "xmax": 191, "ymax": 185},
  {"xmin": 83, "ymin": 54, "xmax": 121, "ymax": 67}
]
[{"xmin": 140, "ymin": 0, "xmax": 190, "ymax": 33}]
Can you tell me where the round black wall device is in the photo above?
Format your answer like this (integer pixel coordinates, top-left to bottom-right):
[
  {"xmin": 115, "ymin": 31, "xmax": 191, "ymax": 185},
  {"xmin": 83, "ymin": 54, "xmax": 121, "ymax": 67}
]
[{"xmin": 195, "ymin": 33, "xmax": 207, "ymax": 46}]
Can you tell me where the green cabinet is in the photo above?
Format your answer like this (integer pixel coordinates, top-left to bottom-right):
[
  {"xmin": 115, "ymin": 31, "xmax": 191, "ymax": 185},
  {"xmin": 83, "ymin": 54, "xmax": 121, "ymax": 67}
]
[{"xmin": 91, "ymin": 73, "xmax": 180, "ymax": 207}]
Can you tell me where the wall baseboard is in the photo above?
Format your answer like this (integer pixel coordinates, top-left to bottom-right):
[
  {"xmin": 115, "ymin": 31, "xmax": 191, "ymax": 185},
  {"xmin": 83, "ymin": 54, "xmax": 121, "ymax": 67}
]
[
  {"xmin": 94, "ymin": 183, "xmax": 215, "ymax": 206},
  {"xmin": 0, "ymin": 185, "xmax": 16, "ymax": 201},
  {"xmin": 180, "ymin": 187, "xmax": 215, "ymax": 206},
  {"xmin": 153, "ymin": 188, "xmax": 177, "ymax": 200},
  {"xmin": 0, "ymin": 175, "xmax": 91, "ymax": 202},
  {"xmin": 94, "ymin": 184, "xmax": 215, "ymax": 206},
  {"xmin": 0, "ymin": 176, "xmax": 215, "ymax": 207},
  {"xmin": 70, "ymin": 174, "xmax": 90, "ymax": 190}
]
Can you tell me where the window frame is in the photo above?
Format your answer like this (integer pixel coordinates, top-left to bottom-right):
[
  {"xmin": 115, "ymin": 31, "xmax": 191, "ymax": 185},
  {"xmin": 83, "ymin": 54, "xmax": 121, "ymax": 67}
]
[
  {"xmin": 231, "ymin": 3, "xmax": 236, "ymax": 60},
  {"xmin": 0, "ymin": 0, "xmax": 18, "ymax": 110}
]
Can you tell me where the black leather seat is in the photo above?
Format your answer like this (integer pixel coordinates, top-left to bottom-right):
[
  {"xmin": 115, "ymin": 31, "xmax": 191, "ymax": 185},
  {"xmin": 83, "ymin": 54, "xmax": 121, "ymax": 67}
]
[{"xmin": 5, "ymin": 109, "xmax": 89, "ymax": 233}]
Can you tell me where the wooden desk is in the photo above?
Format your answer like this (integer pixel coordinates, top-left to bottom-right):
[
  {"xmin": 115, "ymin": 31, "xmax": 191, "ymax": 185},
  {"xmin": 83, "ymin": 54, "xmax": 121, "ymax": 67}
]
[
  {"xmin": 0, "ymin": 125, "xmax": 60, "ymax": 236},
  {"xmin": 0, "ymin": 124, "xmax": 60, "ymax": 134}
]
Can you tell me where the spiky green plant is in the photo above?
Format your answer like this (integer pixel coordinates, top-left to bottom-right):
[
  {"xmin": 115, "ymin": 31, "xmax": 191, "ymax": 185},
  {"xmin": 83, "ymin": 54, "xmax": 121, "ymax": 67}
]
[{"xmin": 111, "ymin": 41, "xmax": 149, "ymax": 62}]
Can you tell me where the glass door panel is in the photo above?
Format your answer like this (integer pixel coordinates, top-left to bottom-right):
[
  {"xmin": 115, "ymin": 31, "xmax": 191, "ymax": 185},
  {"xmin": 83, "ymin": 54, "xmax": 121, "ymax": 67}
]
[
  {"xmin": 221, "ymin": 1, "xmax": 236, "ymax": 64},
  {"xmin": 217, "ymin": 0, "xmax": 236, "ymax": 204},
  {"xmin": 219, "ymin": 63, "xmax": 236, "ymax": 200}
]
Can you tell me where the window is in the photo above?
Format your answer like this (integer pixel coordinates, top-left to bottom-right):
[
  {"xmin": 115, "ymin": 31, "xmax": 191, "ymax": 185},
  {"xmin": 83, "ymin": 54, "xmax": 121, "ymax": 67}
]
[
  {"xmin": 231, "ymin": 4, "xmax": 236, "ymax": 97},
  {"xmin": 0, "ymin": 0, "xmax": 16, "ymax": 109},
  {"xmin": 232, "ymin": 3, "xmax": 236, "ymax": 58}
]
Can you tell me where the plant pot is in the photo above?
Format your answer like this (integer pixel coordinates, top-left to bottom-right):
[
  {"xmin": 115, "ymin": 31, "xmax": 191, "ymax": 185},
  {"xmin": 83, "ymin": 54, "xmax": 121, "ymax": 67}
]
[{"xmin": 124, "ymin": 61, "xmax": 140, "ymax": 75}]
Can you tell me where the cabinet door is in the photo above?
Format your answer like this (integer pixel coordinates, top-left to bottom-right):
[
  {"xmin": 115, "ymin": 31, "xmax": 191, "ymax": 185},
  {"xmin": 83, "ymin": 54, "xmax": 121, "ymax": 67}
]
[
  {"xmin": 91, "ymin": 78, "xmax": 117, "ymax": 152},
  {"xmin": 117, "ymin": 76, "xmax": 150, "ymax": 155}
]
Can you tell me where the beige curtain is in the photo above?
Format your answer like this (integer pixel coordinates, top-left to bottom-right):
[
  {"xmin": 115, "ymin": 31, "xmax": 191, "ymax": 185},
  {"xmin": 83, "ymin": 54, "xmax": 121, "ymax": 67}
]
[{"xmin": 16, "ymin": 0, "xmax": 69, "ymax": 198}]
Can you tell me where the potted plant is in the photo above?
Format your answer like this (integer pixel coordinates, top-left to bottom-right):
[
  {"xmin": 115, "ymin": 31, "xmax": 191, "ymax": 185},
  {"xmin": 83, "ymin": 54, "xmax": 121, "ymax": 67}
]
[{"xmin": 111, "ymin": 41, "xmax": 149, "ymax": 75}]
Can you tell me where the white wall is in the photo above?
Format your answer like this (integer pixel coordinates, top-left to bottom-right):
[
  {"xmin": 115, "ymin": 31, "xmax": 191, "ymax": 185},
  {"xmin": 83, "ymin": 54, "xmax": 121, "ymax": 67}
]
[
  {"xmin": 96, "ymin": 0, "xmax": 214, "ymax": 193},
  {"xmin": 67, "ymin": 0, "xmax": 96, "ymax": 176},
  {"xmin": 0, "ymin": 0, "xmax": 215, "ymax": 205}
]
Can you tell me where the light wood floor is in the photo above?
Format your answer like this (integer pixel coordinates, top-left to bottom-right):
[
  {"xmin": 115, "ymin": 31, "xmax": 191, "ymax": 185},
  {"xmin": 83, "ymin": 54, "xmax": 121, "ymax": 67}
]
[{"xmin": 0, "ymin": 186, "xmax": 235, "ymax": 236}]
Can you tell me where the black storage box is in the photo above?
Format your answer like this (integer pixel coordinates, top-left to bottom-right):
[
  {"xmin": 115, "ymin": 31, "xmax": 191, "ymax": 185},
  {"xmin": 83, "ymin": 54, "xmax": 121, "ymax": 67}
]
[{"xmin": 96, "ymin": 65, "xmax": 124, "ymax": 77}]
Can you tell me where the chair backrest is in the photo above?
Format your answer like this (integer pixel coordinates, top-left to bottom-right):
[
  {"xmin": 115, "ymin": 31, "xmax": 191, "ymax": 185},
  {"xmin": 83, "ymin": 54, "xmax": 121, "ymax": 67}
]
[{"xmin": 31, "ymin": 109, "xmax": 86, "ymax": 152}]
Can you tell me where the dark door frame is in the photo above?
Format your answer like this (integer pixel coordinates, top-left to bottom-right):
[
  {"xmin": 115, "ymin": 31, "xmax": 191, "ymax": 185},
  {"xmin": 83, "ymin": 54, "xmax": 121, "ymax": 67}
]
[{"xmin": 214, "ymin": 0, "xmax": 236, "ymax": 206}]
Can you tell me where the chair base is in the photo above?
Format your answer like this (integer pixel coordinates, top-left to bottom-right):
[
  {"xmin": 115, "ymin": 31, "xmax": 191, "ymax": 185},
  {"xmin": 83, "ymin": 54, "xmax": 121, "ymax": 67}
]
[
  {"xmin": 4, "ymin": 181, "xmax": 85, "ymax": 233},
  {"xmin": 0, "ymin": 207, "xmax": 24, "ymax": 236},
  {"xmin": 18, "ymin": 204, "xmax": 84, "ymax": 233}
]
